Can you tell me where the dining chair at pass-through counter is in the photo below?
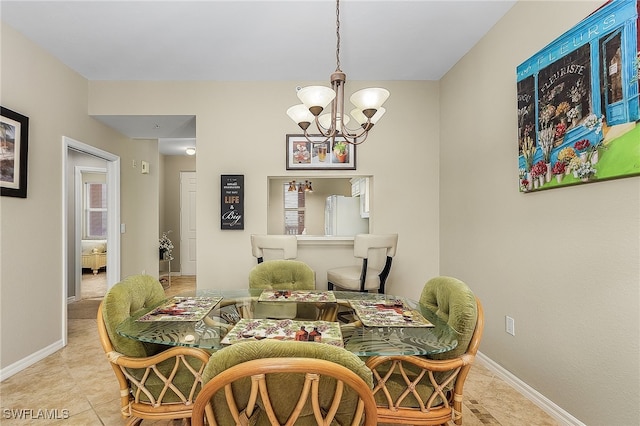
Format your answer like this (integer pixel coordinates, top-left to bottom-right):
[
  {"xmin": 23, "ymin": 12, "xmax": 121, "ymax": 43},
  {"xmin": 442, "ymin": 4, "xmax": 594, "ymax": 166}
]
[
  {"xmin": 191, "ymin": 340, "xmax": 377, "ymax": 426},
  {"xmin": 250, "ymin": 234, "xmax": 298, "ymax": 263},
  {"xmin": 97, "ymin": 275, "xmax": 211, "ymax": 425},
  {"xmin": 327, "ymin": 233, "xmax": 398, "ymax": 293}
]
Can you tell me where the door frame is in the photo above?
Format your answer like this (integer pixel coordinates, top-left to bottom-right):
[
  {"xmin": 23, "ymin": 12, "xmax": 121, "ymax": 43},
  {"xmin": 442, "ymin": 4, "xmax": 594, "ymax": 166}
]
[{"xmin": 62, "ymin": 136, "xmax": 120, "ymax": 346}]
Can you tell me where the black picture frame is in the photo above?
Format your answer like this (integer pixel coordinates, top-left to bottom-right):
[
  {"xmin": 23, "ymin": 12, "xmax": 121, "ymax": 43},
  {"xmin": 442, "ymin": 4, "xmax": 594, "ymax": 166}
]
[
  {"xmin": 1, "ymin": 107, "xmax": 29, "ymax": 198},
  {"xmin": 220, "ymin": 174, "xmax": 244, "ymax": 230},
  {"xmin": 286, "ymin": 134, "xmax": 356, "ymax": 170}
]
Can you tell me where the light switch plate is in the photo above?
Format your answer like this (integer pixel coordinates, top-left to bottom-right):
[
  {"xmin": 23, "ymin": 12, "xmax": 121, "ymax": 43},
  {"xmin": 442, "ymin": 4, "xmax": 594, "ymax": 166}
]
[{"xmin": 141, "ymin": 161, "xmax": 149, "ymax": 174}]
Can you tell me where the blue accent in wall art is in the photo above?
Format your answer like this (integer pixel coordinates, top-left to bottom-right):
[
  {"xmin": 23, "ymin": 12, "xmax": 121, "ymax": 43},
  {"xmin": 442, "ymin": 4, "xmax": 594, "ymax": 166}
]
[{"xmin": 517, "ymin": 0, "xmax": 640, "ymax": 192}]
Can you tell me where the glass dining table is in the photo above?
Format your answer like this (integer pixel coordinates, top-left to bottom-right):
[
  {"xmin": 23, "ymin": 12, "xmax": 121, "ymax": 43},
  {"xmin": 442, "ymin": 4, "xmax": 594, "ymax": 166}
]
[{"xmin": 116, "ymin": 289, "xmax": 458, "ymax": 357}]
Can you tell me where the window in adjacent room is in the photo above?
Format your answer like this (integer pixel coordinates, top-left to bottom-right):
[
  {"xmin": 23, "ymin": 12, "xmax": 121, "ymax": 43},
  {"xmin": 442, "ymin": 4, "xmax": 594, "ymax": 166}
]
[
  {"xmin": 85, "ymin": 182, "xmax": 107, "ymax": 238},
  {"xmin": 284, "ymin": 183, "xmax": 305, "ymax": 235}
]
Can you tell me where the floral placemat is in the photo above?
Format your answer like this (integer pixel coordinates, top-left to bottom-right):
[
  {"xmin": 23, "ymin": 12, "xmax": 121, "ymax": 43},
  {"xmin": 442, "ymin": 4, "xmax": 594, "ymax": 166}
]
[
  {"xmin": 221, "ymin": 319, "xmax": 343, "ymax": 347},
  {"xmin": 258, "ymin": 290, "xmax": 337, "ymax": 303},
  {"xmin": 137, "ymin": 296, "xmax": 222, "ymax": 322},
  {"xmin": 349, "ymin": 300, "xmax": 434, "ymax": 327}
]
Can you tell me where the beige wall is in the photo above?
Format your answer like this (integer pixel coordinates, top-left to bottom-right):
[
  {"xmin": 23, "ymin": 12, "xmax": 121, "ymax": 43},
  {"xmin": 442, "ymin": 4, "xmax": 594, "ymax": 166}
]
[
  {"xmin": 160, "ymin": 154, "xmax": 196, "ymax": 273},
  {"xmin": 439, "ymin": 1, "xmax": 639, "ymax": 424},
  {"xmin": 4, "ymin": 1, "xmax": 639, "ymax": 423},
  {"xmin": 88, "ymin": 80, "xmax": 441, "ymax": 294},
  {"xmin": 0, "ymin": 24, "xmax": 159, "ymax": 370}
]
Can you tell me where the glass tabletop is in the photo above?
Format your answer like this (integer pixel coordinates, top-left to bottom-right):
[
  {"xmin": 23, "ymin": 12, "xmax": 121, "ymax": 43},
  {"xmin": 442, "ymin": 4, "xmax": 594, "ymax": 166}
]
[{"xmin": 115, "ymin": 289, "xmax": 458, "ymax": 356}]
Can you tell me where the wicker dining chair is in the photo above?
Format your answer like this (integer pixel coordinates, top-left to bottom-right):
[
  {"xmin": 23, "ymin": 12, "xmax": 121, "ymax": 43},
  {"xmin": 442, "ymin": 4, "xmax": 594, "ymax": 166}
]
[
  {"xmin": 365, "ymin": 276, "xmax": 484, "ymax": 425},
  {"xmin": 97, "ymin": 275, "xmax": 211, "ymax": 425},
  {"xmin": 191, "ymin": 340, "xmax": 377, "ymax": 426}
]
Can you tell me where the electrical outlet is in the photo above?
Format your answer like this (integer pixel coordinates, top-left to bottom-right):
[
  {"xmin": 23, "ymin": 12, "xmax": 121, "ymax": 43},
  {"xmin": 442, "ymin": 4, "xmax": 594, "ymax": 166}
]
[{"xmin": 505, "ymin": 316, "xmax": 515, "ymax": 336}]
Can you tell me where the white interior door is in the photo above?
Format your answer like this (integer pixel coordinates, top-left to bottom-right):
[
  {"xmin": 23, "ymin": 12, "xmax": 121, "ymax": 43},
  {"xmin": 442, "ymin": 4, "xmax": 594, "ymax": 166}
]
[{"xmin": 180, "ymin": 171, "xmax": 197, "ymax": 275}]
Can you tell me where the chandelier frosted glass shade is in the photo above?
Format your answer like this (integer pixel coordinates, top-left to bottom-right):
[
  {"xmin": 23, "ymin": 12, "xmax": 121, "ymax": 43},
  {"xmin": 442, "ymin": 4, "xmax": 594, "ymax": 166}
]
[
  {"xmin": 350, "ymin": 88, "xmax": 390, "ymax": 114},
  {"xmin": 297, "ymin": 86, "xmax": 336, "ymax": 116},
  {"xmin": 286, "ymin": 105, "xmax": 315, "ymax": 130},
  {"xmin": 350, "ymin": 107, "xmax": 386, "ymax": 127},
  {"xmin": 318, "ymin": 112, "xmax": 350, "ymax": 130}
]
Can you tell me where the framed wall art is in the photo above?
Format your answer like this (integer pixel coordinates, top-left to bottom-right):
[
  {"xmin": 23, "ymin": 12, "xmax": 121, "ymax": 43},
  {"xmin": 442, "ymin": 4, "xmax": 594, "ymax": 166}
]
[
  {"xmin": 220, "ymin": 174, "xmax": 244, "ymax": 229},
  {"xmin": 286, "ymin": 134, "xmax": 356, "ymax": 170},
  {"xmin": 517, "ymin": 0, "xmax": 639, "ymax": 193},
  {"xmin": 1, "ymin": 107, "xmax": 29, "ymax": 198}
]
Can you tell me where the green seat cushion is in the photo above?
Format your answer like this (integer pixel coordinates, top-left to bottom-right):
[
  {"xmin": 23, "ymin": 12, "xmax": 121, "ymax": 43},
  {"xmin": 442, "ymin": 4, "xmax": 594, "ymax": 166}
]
[
  {"xmin": 202, "ymin": 340, "xmax": 372, "ymax": 426},
  {"xmin": 248, "ymin": 260, "xmax": 315, "ymax": 289},
  {"xmin": 419, "ymin": 276, "xmax": 477, "ymax": 359},
  {"xmin": 102, "ymin": 275, "xmax": 167, "ymax": 357},
  {"xmin": 125, "ymin": 356, "xmax": 206, "ymax": 404},
  {"xmin": 102, "ymin": 274, "xmax": 205, "ymax": 404},
  {"xmin": 371, "ymin": 276, "xmax": 477, "ymax": 410},
  {"xmin": 249, "ymin": 260, "xmax": 316, "ymax": 319}
]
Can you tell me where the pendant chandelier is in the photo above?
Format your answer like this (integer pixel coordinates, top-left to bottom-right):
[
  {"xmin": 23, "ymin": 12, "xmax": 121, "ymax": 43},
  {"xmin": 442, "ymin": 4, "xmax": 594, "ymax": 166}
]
[{"xmin": 286, "ymin": 0, "xmax": 389, "ymax": 146}]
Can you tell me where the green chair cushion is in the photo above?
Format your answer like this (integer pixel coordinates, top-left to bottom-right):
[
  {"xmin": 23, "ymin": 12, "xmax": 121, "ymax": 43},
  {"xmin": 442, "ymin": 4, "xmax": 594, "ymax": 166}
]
[
  {"xmin": 102, "ymin": 274, "xmax": 167, "ymax": 357},
  {"xmin": 248, "ymin": 260, "xmax": 315, "ymax": 289},
  {"xmin": 125, "ymin": 356, "xmax": 206, "ymax": 404},
  {"xmin": 371, "ymin": 276, "xmax": 477, "ymax": 410},
  {"xmin": 419, "ymin": 276, "xmax": 477, "ymax": 359},
  {"xmin": 202, "ymin": 340, "xmax": 372, "ymax": 426},
  {"xmin": 102, "ymin": 274, "xmax": 205, "ymax": 404},
  {"xmin": 249, "ymin": 260, "xmax": 316, "ymax": 319}
]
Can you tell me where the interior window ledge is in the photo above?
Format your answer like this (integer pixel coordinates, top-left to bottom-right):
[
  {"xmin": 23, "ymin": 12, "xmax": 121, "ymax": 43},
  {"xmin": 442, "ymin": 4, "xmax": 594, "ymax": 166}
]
[{"xmin": 296, "ymin": 235, "xmax": 355, "ymax": 246}]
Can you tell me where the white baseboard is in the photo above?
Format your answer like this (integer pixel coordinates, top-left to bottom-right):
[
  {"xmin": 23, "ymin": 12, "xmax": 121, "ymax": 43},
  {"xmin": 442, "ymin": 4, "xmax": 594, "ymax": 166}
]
[
  {"xmin": 0, "ymin": 339, "xmax": 64, "ymax": 382},
  {"xmin": 476, "ymin": 351, "xmax": 585, "ymax": 426}
]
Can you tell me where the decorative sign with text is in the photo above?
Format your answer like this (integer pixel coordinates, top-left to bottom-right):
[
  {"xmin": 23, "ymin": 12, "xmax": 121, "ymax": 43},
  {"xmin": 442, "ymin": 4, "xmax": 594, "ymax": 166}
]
[{"xmin": 220, "ymin": 175, "xmax": 244, "ymax": 229}]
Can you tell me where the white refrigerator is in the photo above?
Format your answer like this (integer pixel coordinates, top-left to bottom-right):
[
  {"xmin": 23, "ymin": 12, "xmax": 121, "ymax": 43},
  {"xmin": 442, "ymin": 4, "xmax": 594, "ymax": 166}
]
[{"xmin": 325, "ymin": 195, "xmax": 369, "ymax": 236}]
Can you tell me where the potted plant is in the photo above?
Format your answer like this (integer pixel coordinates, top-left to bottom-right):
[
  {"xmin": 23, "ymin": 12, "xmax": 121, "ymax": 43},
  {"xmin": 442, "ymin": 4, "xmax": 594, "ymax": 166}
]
[
  {"xmin": 530, "ymin": 160, "xmax": 547, "ymax": 188},
  {"xmin": 333, "ymin": 141, "xmax": 348, "ymax": 163},
  {"xmin": 159, "ymin": 231, "xmax": 173, "ymax": 260},
  {"xmin": 568, "ymin": 157, "xmax": 583, "ymax": 178},
  {"xmin": 575, "ymin": 161, "xmax": 597, "ymax": 182},
  {"xmin": 551, "ymin": 161, "xmax": 566, "ymax": 183},
  {"xmin": 574, "ymin": 139, "xmax": 591, "ymax": 161},
  {"xmin": 557, "ymin": 146, "xmax": 576, "ymax": 173}
]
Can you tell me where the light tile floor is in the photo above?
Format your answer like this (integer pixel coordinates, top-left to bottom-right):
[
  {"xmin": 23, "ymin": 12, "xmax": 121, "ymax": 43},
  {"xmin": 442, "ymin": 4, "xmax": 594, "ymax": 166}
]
[{"xmin": 1, "ymin": 277, "xmax": 561, "ymax": 425}]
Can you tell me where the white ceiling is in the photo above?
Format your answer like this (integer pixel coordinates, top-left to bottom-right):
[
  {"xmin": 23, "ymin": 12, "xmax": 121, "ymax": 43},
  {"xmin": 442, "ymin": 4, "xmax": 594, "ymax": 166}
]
[{"xmin": 1, "ymin": 0, "xmax": 516, "ymax": 154}]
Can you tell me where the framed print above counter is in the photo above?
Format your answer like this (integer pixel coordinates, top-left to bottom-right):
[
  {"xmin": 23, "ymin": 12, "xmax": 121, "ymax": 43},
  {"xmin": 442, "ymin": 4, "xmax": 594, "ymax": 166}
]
[{"xmin": 286, "ymin": 134, "xmax": 356, "ymax": 170}]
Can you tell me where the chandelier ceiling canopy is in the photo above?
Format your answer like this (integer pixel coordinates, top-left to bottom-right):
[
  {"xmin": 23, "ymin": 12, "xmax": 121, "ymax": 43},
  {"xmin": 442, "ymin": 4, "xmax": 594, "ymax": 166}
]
[{"xmin": 286, "ymin": 0, "xmax": 389, "ymax": 146}]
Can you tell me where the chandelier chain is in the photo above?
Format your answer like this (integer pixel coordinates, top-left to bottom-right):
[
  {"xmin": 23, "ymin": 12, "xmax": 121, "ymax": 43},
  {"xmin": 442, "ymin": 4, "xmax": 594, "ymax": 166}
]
[{"xmin": 335, "ymin": 0, "xmax": 341, "ymax": 72}]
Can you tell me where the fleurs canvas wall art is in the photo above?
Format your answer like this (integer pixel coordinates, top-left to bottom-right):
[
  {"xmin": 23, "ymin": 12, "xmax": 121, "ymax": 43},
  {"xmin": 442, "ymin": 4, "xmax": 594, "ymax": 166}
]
[{"xmin": 517, "ymin": 0, "xmax": 639, "ymax": 192}]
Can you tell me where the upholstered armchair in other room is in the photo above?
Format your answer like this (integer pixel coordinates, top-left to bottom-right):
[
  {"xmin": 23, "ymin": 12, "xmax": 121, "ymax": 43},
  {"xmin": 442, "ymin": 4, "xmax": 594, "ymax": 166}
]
[
  {"xmin": 365, "ymin": 276, "xmax": 484, "ymax": 425},
  {"xmin": 97, "ymin": 275, "xmax": 211, "ymax": 425},
  {"xmin": 251, "ymin": 234, "xmax": 298, "ymax": 263},
  {"xmin": 191, "ymin": 340, "xmax": 377, "ymax": 426},
  {"xmin": 327, "ymin": 233, "xmax": 398, "ymax": 293},
  {"xmin": 249, "ymin": 259, "xmax": 316, "ymax": 319}
]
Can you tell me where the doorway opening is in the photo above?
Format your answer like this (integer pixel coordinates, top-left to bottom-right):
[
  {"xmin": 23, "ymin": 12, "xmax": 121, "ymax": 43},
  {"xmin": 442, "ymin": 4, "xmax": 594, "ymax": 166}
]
[{"xmin": 62, "ymin": 136, "xmax": 120, "ymax": 346}]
